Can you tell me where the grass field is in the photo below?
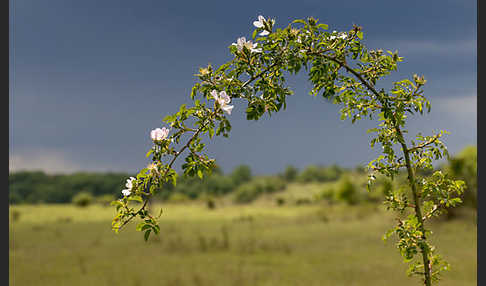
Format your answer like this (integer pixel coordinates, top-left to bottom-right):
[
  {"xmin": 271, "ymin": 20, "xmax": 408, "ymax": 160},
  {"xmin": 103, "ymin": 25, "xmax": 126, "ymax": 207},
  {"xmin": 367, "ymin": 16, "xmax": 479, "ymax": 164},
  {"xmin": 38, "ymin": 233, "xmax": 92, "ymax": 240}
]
[{"xmin": 9, "ymin": 193, "xmax": 476, "ymax": 286}]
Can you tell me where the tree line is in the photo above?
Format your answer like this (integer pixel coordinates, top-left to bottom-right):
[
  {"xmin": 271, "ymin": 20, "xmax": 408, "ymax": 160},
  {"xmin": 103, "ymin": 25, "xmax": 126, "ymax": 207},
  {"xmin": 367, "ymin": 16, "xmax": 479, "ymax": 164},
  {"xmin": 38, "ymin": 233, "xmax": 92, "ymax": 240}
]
[{"xmin": 9, "ymin": 145, "xmax": 476, "ymax": 208}]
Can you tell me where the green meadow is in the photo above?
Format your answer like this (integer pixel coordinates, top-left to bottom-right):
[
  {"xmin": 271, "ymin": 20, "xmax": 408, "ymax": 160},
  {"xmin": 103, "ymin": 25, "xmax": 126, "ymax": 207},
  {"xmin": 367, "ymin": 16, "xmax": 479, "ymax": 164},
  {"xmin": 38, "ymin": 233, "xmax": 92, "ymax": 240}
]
[{"xmin": 9, "ymin": 183, "xmax": 476, "ymax": 286}]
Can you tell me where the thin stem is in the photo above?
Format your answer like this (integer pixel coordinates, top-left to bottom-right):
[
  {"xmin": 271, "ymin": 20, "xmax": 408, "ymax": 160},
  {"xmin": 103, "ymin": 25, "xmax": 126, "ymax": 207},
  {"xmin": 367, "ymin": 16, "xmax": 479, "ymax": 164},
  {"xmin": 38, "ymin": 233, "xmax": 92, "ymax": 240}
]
[
  {"xmin": 407, "ymin": 134, "xmax": 441, "ymax": 153},
  {"xmin": 320, "ymin": 53, "xmax": 432, "ymax": 286}
]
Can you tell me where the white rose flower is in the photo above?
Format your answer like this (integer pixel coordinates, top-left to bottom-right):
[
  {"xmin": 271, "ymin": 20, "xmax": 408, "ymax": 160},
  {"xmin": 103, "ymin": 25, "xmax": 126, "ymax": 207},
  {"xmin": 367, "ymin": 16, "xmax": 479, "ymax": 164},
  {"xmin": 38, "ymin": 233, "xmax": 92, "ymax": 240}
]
[
  {"xmin": 122, "ymin": 177, "xmax": 136, "ymax": 196},
  {"xmin": 218, "ymin": 91, "xmax": 231, "ymax": 105},
  {"xmin": 211, "ymin": 90, "xmax": 234, "ymax": 115},
  {"xmin": 232, "ymin": 37, "xmax": 262, "ymax": 53},
  {"xmin": 211, "ymin": 89, "xmax": 220, "ymax": 101},
  {"xmin": 150, "ymin": 127, "xmax": 170, "ymax": 142},
  {"xmin": 253, "ymin": 15, "xmax": 265, "ymax": 28},
  {"xmin": 253, "ymin": 15, "xmax": 271, "ymax": 36},
  {"xmin": 232, "ymin": 37, "xmax": 247, "ymax": 51}
]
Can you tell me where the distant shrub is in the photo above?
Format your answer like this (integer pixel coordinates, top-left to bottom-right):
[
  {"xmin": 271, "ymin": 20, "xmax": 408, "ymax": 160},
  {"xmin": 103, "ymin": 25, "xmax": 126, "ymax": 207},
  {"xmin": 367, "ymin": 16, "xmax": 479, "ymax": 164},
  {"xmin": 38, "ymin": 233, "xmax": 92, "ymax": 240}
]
[
  {"xmin": 295, "ymin": 198, "xmax": 312, "ymax": 205},
  {"xmin": 168, "ymin": 193, "xmax": 190, "ymax": 203},
  {"xmin": 276, "ymin": 197, "xmax": 286, "ymax": 206},
  {"xmin": 233, "ymin": 176, "xmax": 286, "ymax": 204},
  {"xmin": 233, "ymin": 183, "xmax": 261, "ymax": 204},
  {"xmin": 206, "ymin": 199, "xmax": 216, "ymax": 209},
  {"xmin": 297, "ymin": 165, "xmax": 343, "ymax": 183},
  {"xmin": 317, "ymin": 187, "xmax": 335, "ymax": 202},
  {"xmin": 204, "ymin": 175, "xmax": 235, "ymax": 196},
  {"xmin": 444, "ymin": 145, "xmax": 477, "ymax": 208},
  {"xmin": 334, "ymin": 176, "xmax": 359, "ymax": 205},
  {"xmin": 354, "ymin": 165, "xmax": 367, "ymax": 174},
  {"xmin": 71, "ymin": 191, "xmax": 94, "ymax": 207},
  {"xmin": 259, "ymin": 176, "xmax": 286, "ymax": 193},
  {"xmin": 280, "ymin": 165, "xmax": 298, "ymax": 182},
  {"xmin": 230, "ymin": 165, "xmax": 252, "ymax": 186},
  {"xmin": 95, "ymin": 194, "xmax": 116, "ymax": 207},
  {"xmin": 199, "ymin": 193, "xmax": 217, "ymax": 210}
]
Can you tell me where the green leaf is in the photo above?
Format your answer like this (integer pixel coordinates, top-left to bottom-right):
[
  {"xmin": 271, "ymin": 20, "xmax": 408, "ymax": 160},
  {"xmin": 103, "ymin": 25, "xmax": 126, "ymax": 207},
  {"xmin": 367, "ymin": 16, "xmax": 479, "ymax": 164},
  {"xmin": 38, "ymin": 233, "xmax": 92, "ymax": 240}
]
[
  {"xmin": 292, "ymin": 19, "xmax": 306, "ymax": 25},
  {"xmin": 141, "ymin": 224, "xmax": 152, "ymax": 231},
  {"xmin": 136, "ymin": 222, "xmax": 145, "ymax": 231},
  {"xmin": 190, "ymin": 85, "xmax": 198, "ymax": 100},
  {"xmin": 128, "ymin": 195, "xmax": 143, "ymax": 203},
  {"xmin": 144, "ymin": 229, "xmax": 151, "ymax": 241},
  {"xmin": 156, "ymin": 207, "xmax": 164, "ymax": 219},
  {"xmin": 208, "ymin": 126, "xmax": 214, "ymax": 138},
  {"xmin": 145, "ymin": 149, "xmax": 153, "ymax": 158}
]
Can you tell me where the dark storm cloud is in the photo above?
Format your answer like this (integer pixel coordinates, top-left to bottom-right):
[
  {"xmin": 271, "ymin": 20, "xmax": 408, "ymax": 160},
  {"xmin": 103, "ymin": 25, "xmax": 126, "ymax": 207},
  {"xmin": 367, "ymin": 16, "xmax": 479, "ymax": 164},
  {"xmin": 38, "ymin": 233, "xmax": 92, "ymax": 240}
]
[{"xmin": 10, "ymin": 0, "xmax": 476, "ymax": 174}]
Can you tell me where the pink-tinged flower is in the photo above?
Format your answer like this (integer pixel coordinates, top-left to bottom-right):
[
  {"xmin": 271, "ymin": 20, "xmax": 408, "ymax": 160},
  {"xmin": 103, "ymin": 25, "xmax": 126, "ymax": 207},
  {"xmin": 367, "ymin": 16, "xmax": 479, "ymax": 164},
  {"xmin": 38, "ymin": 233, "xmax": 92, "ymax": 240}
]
[
  {"xmin": 232, "ymin": 37, "xmax": 262, "ymax": 53},
  {"xmin": 211, "ymin": 90, "xmax": 234, "ymax": 115},
  {"xmin": 211, "ymin": 89, "xmax": 220, "ymax": 101},
  {"xmin": 232, "ymin": 37, "xmax": 247, "ymax": 51},
  {"xmin": 122, "ymin": 176, "xmax": 136, "ymax": 196},
  {"xmin": 218, "ymin": 91, "xmax": 231, "ymax": 105},
  {"xmin": 150, "ymin": 127, "xmax": 170, "ymax": 142}
]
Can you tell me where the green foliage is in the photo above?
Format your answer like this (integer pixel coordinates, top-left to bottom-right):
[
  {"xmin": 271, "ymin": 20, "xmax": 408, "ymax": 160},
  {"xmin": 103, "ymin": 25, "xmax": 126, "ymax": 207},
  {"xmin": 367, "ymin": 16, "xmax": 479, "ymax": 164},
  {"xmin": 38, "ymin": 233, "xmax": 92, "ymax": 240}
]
[
  {"xmin": 71, "ymin": 191, "xmax": 94, "ymax": 207},
  {"xmin": 275, "ymin": 197, "xmax": 286, "ymax": 206},
  {"xmin": 317, "ymin": 187, "xmax": 336, "ymax": 202},
  {"xmin": 230, "ymin": 165, "xmax": 252, "ymax": 186},
  {"xmin": 297, "ymin": 165, "xmax": 343, "ymax": 183},
  {"xmin": 96, "ymin": 194, "xmax": 116, "ymax": 207},
  {"xmin": 9, "ymin": 171, "xmax": 134, "ymax": 204},
  {"xmin": 280, "ymin": 165, "xmax": 299, "ymax": 182},
  {"xmin": 334, "ymin": 176, "xmax": 360, "ymax": 205},
  {"xmin": 203, "ymin": 174, "xmax": 235, "ymax": 196},
  {"xmin": 443, "ymin": 145, "xmax": 477, "ymax": 208},
  {"xmin": 295, "ymin": 198, "xmax": 312, "ymax": 205},
  {"xmin": 316, "ymin": 176, "xmax": 363, "ymax": 205},
  {"xmin": 233, "ymin": 183, "xmax": 261, "ymax": 204},
  {"xmin": 233, "ymin": 176, "xmax": 286, "ymax": 204},
  {"xmin": 168, "ymin": 192, "xmax": 191, "ymax": 203}
]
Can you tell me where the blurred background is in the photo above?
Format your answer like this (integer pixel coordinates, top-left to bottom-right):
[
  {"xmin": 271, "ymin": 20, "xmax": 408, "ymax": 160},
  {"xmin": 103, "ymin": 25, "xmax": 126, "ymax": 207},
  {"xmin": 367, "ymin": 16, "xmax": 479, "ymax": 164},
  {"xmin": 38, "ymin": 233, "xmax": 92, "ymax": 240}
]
[{"xmin": 9, "ymin": 0, "xmax": 476, "ymax": 285}]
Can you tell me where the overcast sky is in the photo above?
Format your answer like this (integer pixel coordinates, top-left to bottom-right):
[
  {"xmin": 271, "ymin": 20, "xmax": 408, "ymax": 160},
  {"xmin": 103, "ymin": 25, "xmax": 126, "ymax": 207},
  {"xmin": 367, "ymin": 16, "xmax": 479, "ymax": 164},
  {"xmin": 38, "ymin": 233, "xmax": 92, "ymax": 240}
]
[{"xmin": 9, "ymin": 0, "xmax": 477, "ymax": 175}]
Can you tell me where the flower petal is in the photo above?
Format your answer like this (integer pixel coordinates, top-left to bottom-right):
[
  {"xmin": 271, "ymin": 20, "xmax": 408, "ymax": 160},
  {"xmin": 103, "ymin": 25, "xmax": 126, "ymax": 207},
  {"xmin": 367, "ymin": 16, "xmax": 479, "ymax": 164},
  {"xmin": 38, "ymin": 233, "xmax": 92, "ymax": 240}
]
[
  {"xmin": 211, "ymin": 90, "xmax": 219, "ymax": 100},
  {"xmin": 219, "ymin": 91, "xmax": 231, "ymax": 104},
  {"xmin": 222, "ymin": 105, "xmax": 234, "ymax": 115},
  {"xmin": 253, "ymin": 21, "xmax": 264, "ymax": 28}
]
